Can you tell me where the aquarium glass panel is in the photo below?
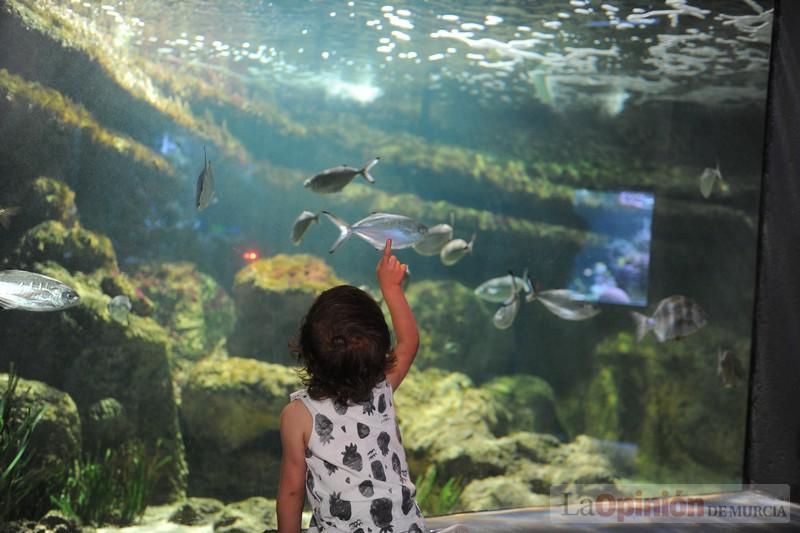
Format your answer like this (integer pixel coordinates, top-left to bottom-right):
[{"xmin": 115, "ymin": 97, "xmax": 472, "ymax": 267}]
[{"xmin": 0, "ymin": 0, "xmax": 773, "ymax": 528}]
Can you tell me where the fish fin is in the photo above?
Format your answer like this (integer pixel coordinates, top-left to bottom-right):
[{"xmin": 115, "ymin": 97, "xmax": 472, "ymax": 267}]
[
  {"xmin": 631, "ymin": 312, "xmax": 650, "ymax": 342},
  {"xmin": 322, "ymin": 211, "xmax": 352, "ymax": 254},
  {"xmin": 467, "ymin": 232, "xmax": 476, "ymax": 253},
  {"xmin": 0, "ymin": 295, "xmax": 19, "ymax": 310},
  {"xmin": 449, "ymin": 212, "xmax": 455, "ymax": 230},
  {"xmin": 0, "ymin": 207, "xmax": 21, "ymax": 229},
  {"xmin": 361, "ymin": 157, "xmax": 380, "ymax": 184}
]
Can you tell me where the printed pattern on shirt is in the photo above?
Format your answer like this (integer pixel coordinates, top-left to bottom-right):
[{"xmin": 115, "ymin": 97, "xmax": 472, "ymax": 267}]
[{"xmin": 291, "ymin": 380, "xmax": 424, "ymax": 533}]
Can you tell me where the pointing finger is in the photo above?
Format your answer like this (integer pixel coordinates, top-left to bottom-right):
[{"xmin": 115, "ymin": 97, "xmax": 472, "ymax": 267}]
[{"xmin": 383, "ymin": 239, "xmax": 392, "ymax": 257}]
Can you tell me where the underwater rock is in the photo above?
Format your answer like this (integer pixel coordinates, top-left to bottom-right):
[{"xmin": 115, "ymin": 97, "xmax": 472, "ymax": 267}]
[
  {"xmin": 213, "ymin": 496, "xmax": 278, "ymax": 533},
  {"xmin": 10, "ymin": 220, "xmax": 117, "ymax": 273},
  {"xmin": 181, "ymin": 356, "xmax": 301, "ymax": 452},
  {"xmin": 481, "ymin": 375, "xmax": 564, "ymax": 436},
  {"xmin": 0, "ymin": 373, "xmax": 81, "ymax": 492},
  {"xmin": 228, "ymin": 255, "xmax": 346, "ymax": 364},
  {"xmin": 11, "ymin": 177, "xmax": 78, "ymax": 231},
  {"xmin": 0, "ymin": 510, "xmax": 82, "ymax": 533},
  {"xmin": 394, "ymin": 368, "xmax": 505, "ymax": 475},
  {"xmin": 100, "ymin": 272, "xmax": 154, "ymax": 317},
  {"xmin": 571, "ymin": 330, "xmax": 749, "ymax": 482},
  {"xmin": 84, "ymin": 397, "xmax": 132, "ymax": 452},
  {"xmin": 130, "ymin": 262, "xmax": 235, "ymax": 361},
  {"xmin": 168, "ymin": 497, "xmax": 225, "ymax": 526},
  {"xmin": 405, "ymin": 280, "xmax": 515, "ymax": 380},
  {"xmin": 0, "ymin": 263, "xmax": 188, "ymax": 503},
  {"xmin": 186, "ymin": 443, "xmax": 282, "ymax": 504},
  {"xmin": 459, "ymin": 476, "xmax": 551, "ymax": 511}
]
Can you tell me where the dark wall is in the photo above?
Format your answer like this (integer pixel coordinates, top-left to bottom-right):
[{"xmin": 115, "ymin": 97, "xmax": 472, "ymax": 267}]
[{"xmin": 745, "ymin": 0, "xmax": 800, "ymax": 503}]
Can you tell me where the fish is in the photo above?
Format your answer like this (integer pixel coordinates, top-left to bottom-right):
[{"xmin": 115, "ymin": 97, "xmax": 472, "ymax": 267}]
[
  {"xmin": 322, "ymin": 211, "xmax": 427, "ymax": 254},
  {"xmin": 304, "ymin": 157, "xmax": 380, "ymax": 194},
  {"xmin": 0, "ymin": 207, "xmax": 21, "ymax": 229},
  {"xmin": 0, "ymin": 270, "xmax": 80, "ymax": 311},
  {"xmin": 699, "ymin": 164, "xmax": 728, "ymax": 199},
  {"xmin": 196, "ymin": 146, "xmax": 216, "ymax": 211},
  {"xmin": 493, "ymin": 272, "xmax": 522, "ymax": 330},
  {"xmin": 291, "ymin": 210, "xmax": 319, "ymax": 245},
  {"xmin": 717, "ymin": 349, "xmax": 745, "ymax": 388},
  {"xmin": 527, "ymin": 288, "xmax": 601, "ymax": 321},
  {"xmin": 107, "ymin": 295, "xmax": 132, "ymax": 325},
  {"xmin": 413, "ymin": 223, "xmax": 453, "ymax": 256},
  {"xmin": 440, "ymin": 233, "xmax": 476, "ymax": 266},
  {"xmin": 631, "ymin": 295, "xmax": 707, "ymax": 342},
  {"xmin": 475, "ymin": 269, "xmax": 532, "ymax": 303}
]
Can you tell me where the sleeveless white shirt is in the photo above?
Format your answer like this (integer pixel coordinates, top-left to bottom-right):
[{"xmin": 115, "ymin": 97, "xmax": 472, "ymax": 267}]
[{"xmin": 290, "ymin": 379, "xmax": 425, "ymax": 533}]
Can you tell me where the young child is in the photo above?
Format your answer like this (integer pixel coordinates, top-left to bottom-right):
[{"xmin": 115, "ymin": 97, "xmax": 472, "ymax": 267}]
[{"xmin": 277, "ymin": 239, "xmax": 425, "ymax": 533}]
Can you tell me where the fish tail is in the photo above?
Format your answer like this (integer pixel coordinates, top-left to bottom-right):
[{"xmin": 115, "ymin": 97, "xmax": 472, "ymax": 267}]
[
  {"xmin": 322, "ymin": 211, "xmax": 352, "ymax": 254},
  {"xmin": 360, "ymin": 157, "xmax": 380, "ymax": 184},
  {"xmin": 0, "ymin": 207, "xmax": 20, "ymax": 229},
  {"xmin": 631, "ymin": 312, "xmax": 650, "ymax": 342},
  {"xmin": 467, "ymin": 232, "xmax": 476, "ymax": 253}
]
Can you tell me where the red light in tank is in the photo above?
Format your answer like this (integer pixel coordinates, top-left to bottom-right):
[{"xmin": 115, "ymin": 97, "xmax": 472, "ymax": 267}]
[{"xmin": 241, "ymin": 249, "xmax": 260, "ymax": 262}]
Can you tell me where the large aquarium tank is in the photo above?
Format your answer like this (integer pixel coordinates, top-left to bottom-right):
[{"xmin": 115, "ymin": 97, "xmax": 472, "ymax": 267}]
[{"xmin": 0, "ymin": 0, "xmax": 775, "ymax": 531}]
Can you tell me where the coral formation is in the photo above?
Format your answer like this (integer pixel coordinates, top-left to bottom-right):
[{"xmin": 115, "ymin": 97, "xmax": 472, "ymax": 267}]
[
  {"xmin": 228, "ymin": 255, "xmax": 346, "ymax": 364},
  {"xmin": 130, "ymin": 262, "xmax": 236, "ymax": 363},
  {"xmin": 11, "ymin": 220, "xmax": 117, "ymax": 273}
]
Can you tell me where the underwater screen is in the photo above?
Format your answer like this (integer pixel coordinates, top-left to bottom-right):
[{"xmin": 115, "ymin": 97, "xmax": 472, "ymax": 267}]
[
  {"xmin": 0, "ymin": 0, "xmax": 774, "ymax": 531},
  {"xmin": 567, "ymin": 189, "xmax": 654, "ymax": 306}
]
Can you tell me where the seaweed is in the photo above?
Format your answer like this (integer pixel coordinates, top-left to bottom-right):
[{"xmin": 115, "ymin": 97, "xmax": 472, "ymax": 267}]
[
  {"xmin": 0, "ymin": 363, "xmax": 46, "ymax": 521},
  {"xmin": 414, "ymin": 464, "xmax": 465, "ymax": 516},
  {"xmin": 50, "ymin": 439, "xmax": 172, "ymax": 526}
]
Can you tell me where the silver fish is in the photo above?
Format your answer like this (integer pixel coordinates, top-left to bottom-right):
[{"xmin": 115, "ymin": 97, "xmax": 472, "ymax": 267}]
[
  {"xmin": 107, "ymin": 295, "xmax": 132, "ymax": 325},
  {"xmin": 717, "ymin": 349, "xmax": 745, "ymax": 388},
  {"xmin": 322, "ymin": 211, "xmax": 427, "ymax": 254},
  {"xmin": 0, "ymin": 206, "xmax": 21, "ymax": 229},
  {"xmin": 475, "ymin": 269, "xmax": 532, "ymax": 303},
  {"xmin": 493, "ymin": 273, "xmax": 521, "ymax": 330},
  {"xmin": 631, "ymin": 295, "xmax": 707, "ymax": 342},
  {"xmin": 291, "ymin": 210, "xmax": 319, "ymax": 245},
  {"xmin": 196, "ymin": 146, "xmax": 216, "ymax": 211},
  {"xmin": 527, "ymin": 289, "xmax": 600, "ymax": 321},
  {"xmin": 0, "ymin": 270, "xmax": 80, "ymax": 311},
  {"xmin": 304, "ymin": 157, "xmax": 380, "ymax": 194},
  {"xmin": 413, "ymin": 223, "xmax": 453, "ymax": 256},
  {"xmin": 440, "ymin": 233, "xmax": 475, "ymax": 266},
  {"xmin": 699, "ymin": 164, "xmax": 727, "ymax": 199}
]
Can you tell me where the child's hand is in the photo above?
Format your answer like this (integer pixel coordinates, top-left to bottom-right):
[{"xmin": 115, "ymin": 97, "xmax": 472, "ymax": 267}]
[{"xmin": 377, "ymin": 239, "xmax": 407, "ymax": 291}]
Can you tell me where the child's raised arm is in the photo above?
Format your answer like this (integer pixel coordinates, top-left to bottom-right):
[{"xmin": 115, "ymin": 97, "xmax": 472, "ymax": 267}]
[{"xmin": 377, "ymin": 239, "xmax": 419, "ymax": 391}]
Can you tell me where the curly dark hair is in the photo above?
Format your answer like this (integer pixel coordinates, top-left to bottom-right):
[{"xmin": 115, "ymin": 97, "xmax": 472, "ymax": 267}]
[{"xmin": 291, "ymin": 285, "xmax": 396, "ymax": 404}]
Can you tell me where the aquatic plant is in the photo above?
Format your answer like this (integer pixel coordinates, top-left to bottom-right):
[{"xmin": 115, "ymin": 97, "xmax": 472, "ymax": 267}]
[
  {"xmin": 50, "ymin": 439, "xmax": 172, "ymax": 526},
  {"xmin": 0, "ymin": 364, "xmax": 45, "ymax": 522},
  {"xmin": 414, "ymin": 464, "xmax": 464, "ymax": 516}
]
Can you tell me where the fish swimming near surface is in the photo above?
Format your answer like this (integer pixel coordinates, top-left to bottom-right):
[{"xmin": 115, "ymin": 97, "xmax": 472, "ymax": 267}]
[
  {"xmin": 0, "ymin": 207, "xmax": 21, "ymax": 229},
  {"xmin": 717, "ymin": 349, "xmax": 745, "ymax": 388},
  {"xmin": 440, "ymin": 233, "xmax": 476, "ymax": 266},
  {"xmin": 699, "ymin": 164, "xmax": 728, "ymax": 199},
  {"xmin": 631, "ymin": 295, "xmax": 707, "ymax": 342},
  {"xmin": 475, "ymin": 269, "xmax": 532, "ymax": 303},
  {"xmin": 304, "ymin": 158, "xmax": 380, "ymax": 194},
  {"xmin": 413, "ymin": 222, "xmax": 453, "ymax": 256},
  {"xmin": 526, "ymin": 288, "xmax": 600, "ymax": 321},
  {"xmin": 196, "ymin": 146, "xmax": 216, "ymax": 211},
  {"xmin": 291, "ymin": 210, "xmax": 320, "ymax": 245},
  {"xmin": 493, "ymin": 272, "xmax": 522, "ymax": 330},
  {"xmin": 107, "ymin": 295, "xmax": 132, "ymax": 325},
  {"xmin": 322, "ymin": 211, "xmax": 427, "ymax": 254},
  {"xmin": 0, "ymin": 270, "xmax": 80, "ymax": 311}
]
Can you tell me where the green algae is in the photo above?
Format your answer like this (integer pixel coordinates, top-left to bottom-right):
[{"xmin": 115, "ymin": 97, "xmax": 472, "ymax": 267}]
[
  {"xmin": 0, "ymin": 68, "xmax": 173, "ymax": 176},
  {"xmin": 233, "ymin": 254, "xmax": 345, "ymax": 294}
]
